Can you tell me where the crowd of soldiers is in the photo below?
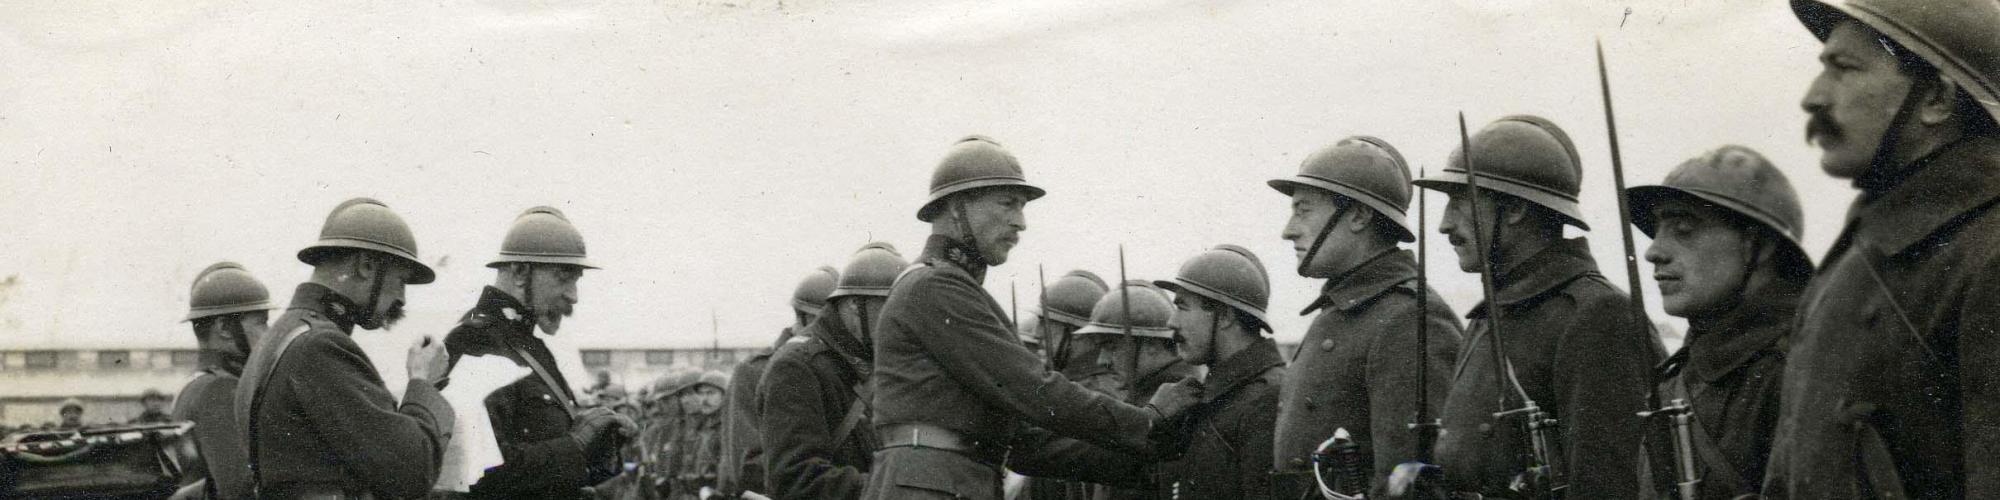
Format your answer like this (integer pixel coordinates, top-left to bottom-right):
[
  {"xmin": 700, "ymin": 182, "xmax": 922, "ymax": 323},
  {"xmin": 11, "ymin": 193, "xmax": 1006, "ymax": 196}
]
[{"xmin": 9, "ymin": 1, "xmax": 1998, "ymax": 499}]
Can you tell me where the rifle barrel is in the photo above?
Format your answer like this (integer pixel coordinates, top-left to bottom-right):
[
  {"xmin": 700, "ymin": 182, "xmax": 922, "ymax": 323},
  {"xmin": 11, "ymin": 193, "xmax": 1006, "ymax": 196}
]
[{"xmin": 1596, "ymin": 40, "xmax": 1652, "ymax": 334}]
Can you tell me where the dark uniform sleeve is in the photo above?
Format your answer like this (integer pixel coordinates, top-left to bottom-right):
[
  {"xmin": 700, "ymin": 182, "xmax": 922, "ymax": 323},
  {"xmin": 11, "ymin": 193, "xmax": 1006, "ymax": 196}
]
[
  {"xmin": 905, "ymin": 274, "xmax": 1161, "ymax": 455},
  {"xmin": 289, "ymin": 333, "xmax": 455, "ymax": 500},
  {"xmin": 721, "ymin": 357, "xmax": 767, "ymax": 495},
  {"xmin": 1552, "ymin": 291, "xmax": 1652, "ymax": 498},
  {"xmin": 1365, "ymin": 296, "xmax": 1462, "ymax": 495},
  {"xmin": 760, "ymin": 354, "xmax": 866, "ymax": 500},
  {"xmin": 1001, "ymin": 425, "xmax": 1151, "ymax": 487},
  {"xmin": 1236, "ymin": 380, "xmax": 1281, "ymax": 498},
  {"xmin": 468, "ymin": 381, "xmax": 594, "ymax": 495},
  {"xmin": 1961, "ymin": 256, "xmax": 2000, "ymax": 495}
]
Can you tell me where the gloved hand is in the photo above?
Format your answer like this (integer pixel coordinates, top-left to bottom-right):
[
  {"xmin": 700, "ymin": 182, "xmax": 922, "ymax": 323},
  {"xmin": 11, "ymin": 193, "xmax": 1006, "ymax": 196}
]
[
  {"xmin": 1388, "ymin": 461, "xmax": 1446, "ymax": 499},
  {"xmin": 1145, "ymin": 376, "xmax": 1205, "ymax": 421},
  {"xmin": 570, "ymin": 407, "xmax": 640, "ymax": 454}
]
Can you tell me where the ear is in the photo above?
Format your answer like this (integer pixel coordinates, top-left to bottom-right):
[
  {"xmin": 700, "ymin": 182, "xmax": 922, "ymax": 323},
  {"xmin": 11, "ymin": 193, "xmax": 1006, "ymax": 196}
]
[
  {"xmin": 1918, "ymin": 74, "xmax": 1966, "ymax": 127},
  {"xmin": 1344, "ymin": 205, "xmax": 1372, "ymax": 234},
  {"xmin": 352, "ymin": 252, "xmax": 380, "ymax": 280},
  {"xmin": 1497, "ymin": 197, "xmax": 1531, "ymax": 226}
]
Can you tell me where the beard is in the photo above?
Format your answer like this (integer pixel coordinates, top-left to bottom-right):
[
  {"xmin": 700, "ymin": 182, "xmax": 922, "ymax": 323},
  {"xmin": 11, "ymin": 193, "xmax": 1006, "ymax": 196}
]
[{"xmin": 380, "ymin": 299, "xmax": 406, "ymax": 329}]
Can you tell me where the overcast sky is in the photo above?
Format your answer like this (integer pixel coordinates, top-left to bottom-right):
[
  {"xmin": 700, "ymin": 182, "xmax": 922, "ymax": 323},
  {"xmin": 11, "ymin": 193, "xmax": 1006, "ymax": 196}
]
[{"xmin": 0, "ymin": 0, "xmax": 1847, "ymax": 352}]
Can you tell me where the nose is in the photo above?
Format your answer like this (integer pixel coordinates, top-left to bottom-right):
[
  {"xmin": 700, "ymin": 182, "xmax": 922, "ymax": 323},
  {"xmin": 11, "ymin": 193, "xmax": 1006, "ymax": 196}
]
[
  {"xmin": 1282, "ymin": 216, "xmax": 1303, "ymax": 242},
  {"xmin": 1644, "ymin": 238, "xmax": 1669, "ymax": 265},
  {"xmin": 1095, "ymin": 343, "xmax": 1116, "ymax": 368},
  {"xmin": 1437, "ymin": 208, "xmax": 1459, "ymax": 236},
  {"xmin": 1801, "ymin": 71, "xmax": 1832, "ymax": 115}
]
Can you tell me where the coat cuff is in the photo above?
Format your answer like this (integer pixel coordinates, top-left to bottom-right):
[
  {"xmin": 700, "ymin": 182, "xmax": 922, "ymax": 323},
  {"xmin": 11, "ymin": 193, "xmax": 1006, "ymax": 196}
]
[{"xmin": 400, "ymin": 378, "xmax": 457, "ymax": 443}]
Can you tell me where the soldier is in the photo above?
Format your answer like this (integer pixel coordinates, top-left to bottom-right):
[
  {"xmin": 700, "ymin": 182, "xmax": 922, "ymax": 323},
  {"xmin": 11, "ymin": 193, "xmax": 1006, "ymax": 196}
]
[
  {"xmin": 760, "ymin": 242, "xmax": 907, "ymax": 499},
  {"xmin": 1625, "ymin": 146, "xmax": 1810, "ymax": 499},
  {"xmin": 1154, "ymin": 245, "xmax": 1286, "ymax": 498},
  {"xmin": 1067, "ymin": 280, "xmax": 1199, "ymax": 500},
  {"xmin": 661, "ymin": 370, "xmax": 729, "ymax": 500},
  {"xmin": 1411, "ymin": 116, "xmax": 1655, "ymax": 498},
  {"xmin": 234, "ymin": 197, "xmax": 454, "ymax": 499},
  {"xmin": 1267, "ymin": 137, "xmax": 1464, "ymax": 498},
  {"xmin": 1023, "ymin": 269, "xmax": 1115, "ymax": 500},
  {"xmin": 1766, "ymin": 1, "xmax": 2000, "ymax": 497},
  {"xmin": 57, "ymin": 398, "xmax": 85, "ymax": 430},
  {"xmin": 1073, "ymin": 282, "xmax": 1199, "ymax": 423},
  {"xmin": 133, "ymin": 389, "xmax": 173, "ymax": 424},
  {"xmin": 720, "ymin": 266, "xmax": 837, "ymax": 498},
  {"xmin": 170, "ymin": 262, "xmax": 272, "ymax": 499},
  {"xmin": 861, "ymin": 136, "xmax": 1201, "ymax": 500},
  {"xmin": 446, "ymin": 206, "xmax": 636, "ymax": 499}
]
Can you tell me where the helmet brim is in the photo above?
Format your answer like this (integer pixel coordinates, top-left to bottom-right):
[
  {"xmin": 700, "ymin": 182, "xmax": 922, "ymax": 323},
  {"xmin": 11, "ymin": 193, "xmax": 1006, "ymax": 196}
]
[
  {"xmin": 1793, "ymin": 0, "xmax": 2000, "ymax": 124},
  {"xmin": 486, "ymin": 255, "xmax": 601, "ymax": 270},
  {"xmin": 1625, "ymin": 185, "xmax": 1814, "ymax": 269},
  {"xmin": 1269, "ymin": 177, "xmax": 1416, "ymax": 242},
  {"xmin": 1154, "ymin": 279, "xmax": 1273, "ymax": 332},
  {"xmin": 917, "ymin": 182, "xmax": 1047, "ymax": 222},
  {"xmin": 1072, "ymin": 322, "xmax": 1176, "ymax": 339},
  {"xmin": 1413, "ymin": 170, "xmax": 1590, "ymax": 230},
  {"xmin": 827, "ymin": 286, "xmax": 891, "ymax": 301},
  {"xmin": 185, "ymin": 302, "xmax": 275, "ymax": 323},
  {"xmin": 299, "ymin": 242, "xmax": 437, "ymax": 284}
]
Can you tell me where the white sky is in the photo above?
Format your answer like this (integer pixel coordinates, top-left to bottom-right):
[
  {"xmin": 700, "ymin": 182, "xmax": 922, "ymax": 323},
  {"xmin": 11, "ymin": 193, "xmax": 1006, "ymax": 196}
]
[{"xmin": 0, "ymin": 0, "xmax": 1848, "ymax": 351}]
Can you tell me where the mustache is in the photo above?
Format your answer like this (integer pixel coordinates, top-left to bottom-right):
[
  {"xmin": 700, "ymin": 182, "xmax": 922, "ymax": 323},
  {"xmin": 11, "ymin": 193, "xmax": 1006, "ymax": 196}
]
[
  {"xmin": 382, "ymin": 300, "xmax": 407, "ymax": 326},
  {"xmin": 1806, "ymin": 111, "xmax": 1841, "ymax": 146}
]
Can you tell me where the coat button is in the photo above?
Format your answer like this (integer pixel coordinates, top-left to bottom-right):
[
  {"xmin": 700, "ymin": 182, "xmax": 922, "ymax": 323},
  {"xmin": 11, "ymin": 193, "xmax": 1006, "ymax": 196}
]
[{"xmin": 1320, "ymin": 339, "xmax": 1336, "ymax": 351}]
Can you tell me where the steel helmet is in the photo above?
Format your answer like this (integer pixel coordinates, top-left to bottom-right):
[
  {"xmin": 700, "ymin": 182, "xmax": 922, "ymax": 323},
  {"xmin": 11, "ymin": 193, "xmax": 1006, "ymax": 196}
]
[
  {"xmin": 1155, "ymin": 244, "xmax": 1272, "ymax": 331},
  {"xmin": 1019, "ymin": 316, "xmax": 1043, "ymax": 348},
  {"xmin": 650, "ymin": 371, "xmax": 688, "ymax": 400},
  {"xmin": 297, "ymin": 197, "xmax": 436, "ymax": 284},
  {"xmin": 185, "ymin": 262, "xmax": 274, "ymax": 322},
  {"xmin": 1794, "ymin": 0, "xmax": 2000, "ymax": 123},
  {"xmin": 1041, "ymin": 270, "xmax": 1109, "ymax": 328},
  {"xmin": 1414, "ymin": 115, "xmax": 1590, "ymax": 229},
  {"xmin": 793, "ymin": 266, "xmax": 840, "ymax": 316},
  {"xmin": 488, "ymin": 206, "xmax": 599, "ymax": 270},
  {"xmin": 693, "ymin": 370, "xmax": 731, "ymax": 392},
  {"xmin": 1073, "ymin": 281, "xmax": 1177, "ymax": 339},
  {"xmin": 1628, "ymin": 145, "xmax": 1811, "ymax": 267},
  {"xmin": 917, "ymin": 136, "xmax": 1048, "ymax": 222},
  {"xmin": 1269, "ymin": 136, "xmax": 1417, "ymax": 241},
  {"xmin": 828, "ymin": 242, "xmax": 909, "ymax": 300}
]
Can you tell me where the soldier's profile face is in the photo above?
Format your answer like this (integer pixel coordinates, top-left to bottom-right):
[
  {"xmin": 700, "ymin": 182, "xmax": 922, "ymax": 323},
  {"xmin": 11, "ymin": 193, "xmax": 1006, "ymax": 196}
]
[
  {"xmin": 959, "ymin": 189, "xmax": 1030, "ymax": 265},
  {"xmin": 527, "ymin": 264, "xmax": 583, "ymax": 334},
  {"xmin": 1168, "ymin": 292, "xmax": 1215, "ymax": 365},
  {"xmin": 1804, "ymin": 20, "xmax": 1915, "ymax": 179},
  {"xmin": 1282, "ymin": 190, "xmax": 1343, "ymax": 277},
  {"xmin": 1438, "ymin": 191, "xmax": 1494, "ymax": 273},
  {"xmin": 1644, "ymin": 198, "xmax": 1754, "ymax": 318}
]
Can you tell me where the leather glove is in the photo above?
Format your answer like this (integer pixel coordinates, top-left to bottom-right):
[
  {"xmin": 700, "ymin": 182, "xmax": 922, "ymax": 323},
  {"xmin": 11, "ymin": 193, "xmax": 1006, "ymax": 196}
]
[
  {"xmin": 570, "ymin": 407, "xmax": 639, "ymax": 454},
  {"xmin": 1144, "ymin": 376, "xmax": 1204, "ymax": 421}
]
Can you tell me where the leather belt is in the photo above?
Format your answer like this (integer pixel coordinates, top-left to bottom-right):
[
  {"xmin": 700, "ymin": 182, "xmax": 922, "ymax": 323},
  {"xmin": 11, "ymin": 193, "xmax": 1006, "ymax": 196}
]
[{"xmin": 875, "ymin": 423, "xmax": 976, "ymax": 452}]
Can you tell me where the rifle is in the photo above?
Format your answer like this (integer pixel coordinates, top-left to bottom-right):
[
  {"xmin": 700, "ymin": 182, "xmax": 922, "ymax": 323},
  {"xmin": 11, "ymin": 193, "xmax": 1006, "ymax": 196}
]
[
  {"xmin": 1460, "ymin": 112, "xmax": 1565, "ymax": 499},
  {"xmin": 1040, "ymin": 265, "xmax": 1059, "ymax": 371},
  {"xmin": 1119, "ymin": 244, "xmax": 1137, "ymax": 399},
  {"xmin": 1404, "ymin": 166, "xmax": 1447, "ymax": 498},
  {"xmin": 1598, "ymin": 39, "xmax": 1695, "ymax": 500}
]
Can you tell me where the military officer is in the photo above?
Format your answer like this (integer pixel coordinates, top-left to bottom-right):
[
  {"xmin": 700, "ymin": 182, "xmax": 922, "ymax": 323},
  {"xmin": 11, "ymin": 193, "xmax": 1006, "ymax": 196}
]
[
  {"xmin": 1624, "ymin": 146, "xmax": 1811, "ymax": 499},
  {"xmin": 1155, "ymin": 245, "xmax": 1286, "ymax": 499},
  {"xmin": 170, "ymin": 262, "xmax": 273, "ymax": 499},
  {"xmin": 1412, "ymin": 116, "xmax": 1655, "ymax": 498},
  {"xmin": 861, "ymin": 136, "xmax": 1202, "ymax": 500},
  {"xmin": 721, "ymin": 266, "xmax": 837, "ymax": 498},
  {"xmin": 1766, "ymin": 1, "xmax": 2000, "ymax": 497},
  {"xmin": 234, "ymin": 197, "xmax": 455, "ymax": 499},
  {"xmin": 445, "ymin": 206, "xmax": 636, "ymax": 499},
  {"xmin": 761, "ymin": 242, "xmax": 907, "ymax": 499},
  {"xmin": 1268, "ymin": 137, "xmax": 1464, "ymax": 498}
]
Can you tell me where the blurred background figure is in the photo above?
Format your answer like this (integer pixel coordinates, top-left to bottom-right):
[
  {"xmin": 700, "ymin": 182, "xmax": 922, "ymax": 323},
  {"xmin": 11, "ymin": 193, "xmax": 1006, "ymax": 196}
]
[{"xmin": 130, "ymin": 389, "xmax": 172, "ymax": 424}]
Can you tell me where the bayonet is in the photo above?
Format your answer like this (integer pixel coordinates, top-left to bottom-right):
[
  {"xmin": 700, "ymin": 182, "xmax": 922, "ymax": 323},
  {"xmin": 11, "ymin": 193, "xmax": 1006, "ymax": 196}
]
[{"xmin": 1119, "ymin": 245, "xmax": 1137, "ymax": 398}]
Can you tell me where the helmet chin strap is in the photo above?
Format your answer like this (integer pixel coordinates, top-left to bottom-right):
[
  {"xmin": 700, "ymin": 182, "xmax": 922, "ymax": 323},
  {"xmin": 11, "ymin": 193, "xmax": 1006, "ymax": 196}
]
[
  {"xmin": 360, "ymin": 254, "xmax": 387, "ymax": 329},
  {"xmin": 520, "ymin": 264, "xmax": 540, "ymax": 335},
  {"xmin": 1298, "ymin": 204, "xmax": 1352, "ymax": 277},
  {"xmin": 951, "ymin": 199, "xmax": 988, "ymax": 266},
  {"xmin": 1857, "ymin": 73, "xmax": 1938, "ymax": 191}
]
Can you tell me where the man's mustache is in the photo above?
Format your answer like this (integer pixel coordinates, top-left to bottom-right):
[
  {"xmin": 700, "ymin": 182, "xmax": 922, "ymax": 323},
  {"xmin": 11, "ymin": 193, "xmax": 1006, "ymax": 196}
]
[
  {"xmin": 383, "ymin": 300, "xmax": 406, "ymax": 327},
  {"xmin": 1806, "ymin": 111, "xmax": 1842, "ymax": 146}
]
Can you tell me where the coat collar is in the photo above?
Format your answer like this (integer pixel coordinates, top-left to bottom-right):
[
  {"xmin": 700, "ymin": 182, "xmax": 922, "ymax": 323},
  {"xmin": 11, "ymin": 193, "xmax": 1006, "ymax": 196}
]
[
  {"xmin": 1467, "ymin": 238, "xmax": 1603, "ymax": 318},
  {"xmin": 921, "ymin": 234, "xmax": 988, "ymax": 284},
  {"xmin": 287, "ymin": 283, "xmax": 360, "ymax": 334},
  {"xmin": 1304, "ymin": 249, "xmax": 1419, "ymax": 315},
  {"xmin": 1679, "ymin": 279, "xmax": 1802, "ymax": 385},
  {"xmin": 809, "ymin": 311, "xmax": 873, "ymax": 381},
  {"xmin": 473, "ymin": 285, "xmax": 536, "ymax": 334},
  {"xmin": 1201, "ymin": 336, "xmax": 1283, "ymax": 403},
  {"xmin": 1840, "ymin": 135, "xmax": 2000, "ymax": 257}
]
